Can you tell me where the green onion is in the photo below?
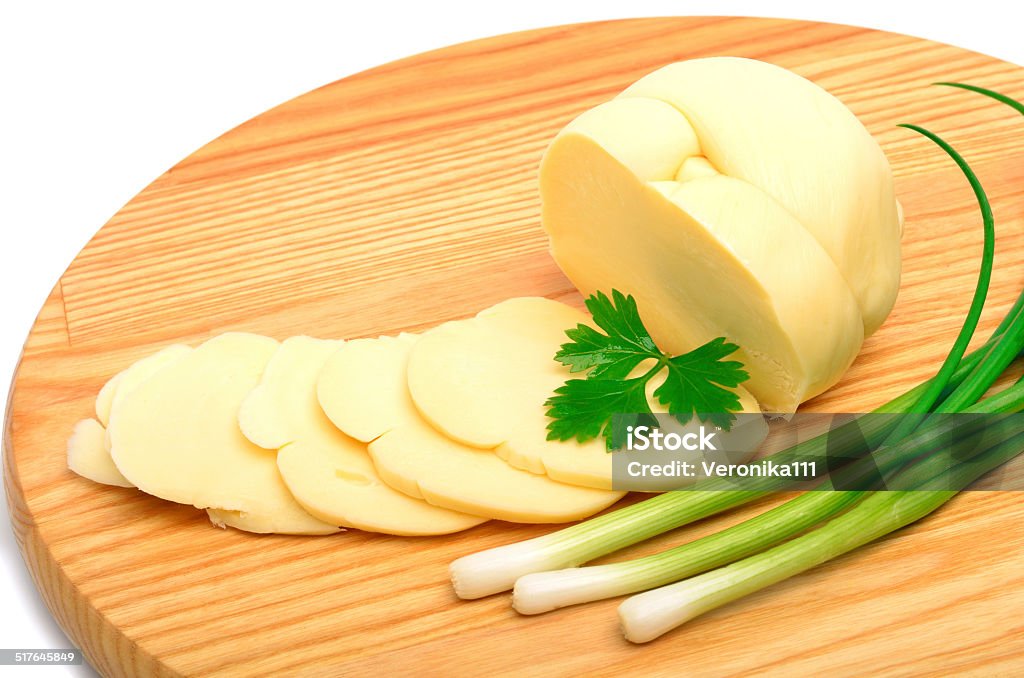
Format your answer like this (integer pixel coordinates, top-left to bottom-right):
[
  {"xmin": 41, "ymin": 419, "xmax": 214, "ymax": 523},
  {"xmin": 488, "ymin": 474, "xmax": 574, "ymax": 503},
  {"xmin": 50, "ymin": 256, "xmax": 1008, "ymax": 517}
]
[
  {"xmin": 450, "ymin": 486, "xmax": 762, "ymax": 600},
  {"xmin": 512, "ymin": 490, "xmax": 862, "ymax": 615},
  {"xmin": 931, "ymin": 81, "xmax": 1024, "ymax": 412},
  {"xmin": 512, "ymin": 385, "xmax": 1024, "ymax": 614},
  {"xmin": 939, "ymin": 303, "xmax": 1024, "ymax": 412},
  {"xmin": 934, "ymin": 82, "xmax": 1024, "ymax": 116},
  {"xmin": 882, "ymin": 124, "xmax": 994, "ymax": 438},
  {"xmin": 618, "ymin": 427, "xmax": 1024, "ymax": 643}
]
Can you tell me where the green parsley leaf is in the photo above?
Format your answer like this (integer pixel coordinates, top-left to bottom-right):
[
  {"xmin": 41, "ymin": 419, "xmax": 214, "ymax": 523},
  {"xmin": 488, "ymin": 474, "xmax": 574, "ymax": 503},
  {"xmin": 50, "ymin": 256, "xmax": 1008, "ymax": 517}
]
[
  {"xmin": 545, "ymin": 376, "xmax": 656, "ymax": 448},
  {"xmin": 554, "ymin": 290, "xmax": 661, "ymax": 380},
  {"xmin": 545, "ymin": 290, "xmax": 750, "ymax": 448},
  {"xmin": 655, "ymin": 337, "xmax": 749, "ymax": 430}
]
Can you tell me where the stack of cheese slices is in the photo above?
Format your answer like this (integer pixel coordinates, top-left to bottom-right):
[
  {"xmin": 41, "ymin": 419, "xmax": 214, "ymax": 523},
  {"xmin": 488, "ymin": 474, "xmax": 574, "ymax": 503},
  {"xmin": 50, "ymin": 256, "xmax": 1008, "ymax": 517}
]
[{"xmin": 68, "ymin": 296, "xmax": 765, "ymax": 536}]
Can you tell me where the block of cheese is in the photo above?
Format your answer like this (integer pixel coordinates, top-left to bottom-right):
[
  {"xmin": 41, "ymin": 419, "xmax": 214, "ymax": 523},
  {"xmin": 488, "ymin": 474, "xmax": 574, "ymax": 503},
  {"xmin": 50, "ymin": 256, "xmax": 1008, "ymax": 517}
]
[
  {"xmin": 67, "ymin": 418, "xmax": 132, "ymax": 487},
  {"xmin": 406, "ymin": 297, "xmax": 764, "ymax": 489},
  {"xmin": 620, "ymin": 58, "xmax": 901, "ymax": 332},
  {"xmin": 107, "ymin": 332, "xmax": 339, "ymax": 535},
  {"xmin": 236, "ymin": 335, "xmax": 485, "ymax": 536},
  {"xmin": 541, "ymin": 57, "xmax": 902, "ymax": 411},
  {"xmin": 318, "ymin": 333, "xmax": 625, "ymax": 522}
]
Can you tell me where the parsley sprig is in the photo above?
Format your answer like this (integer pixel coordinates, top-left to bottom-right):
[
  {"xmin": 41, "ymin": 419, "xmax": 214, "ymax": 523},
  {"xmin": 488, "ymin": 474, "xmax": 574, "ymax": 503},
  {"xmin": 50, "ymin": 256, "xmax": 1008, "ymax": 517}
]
[{"xmin": 545, "ymin": 290, "xmax": 750, "ymax": 449}]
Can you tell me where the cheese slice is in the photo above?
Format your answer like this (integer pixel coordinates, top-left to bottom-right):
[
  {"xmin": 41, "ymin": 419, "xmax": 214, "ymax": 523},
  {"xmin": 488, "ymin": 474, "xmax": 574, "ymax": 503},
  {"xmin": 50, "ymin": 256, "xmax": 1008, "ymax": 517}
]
[
  {"xmin": 71, "ymin": 344, "xmax": 194, "ymax": 487},
  {"xmin": 67, "ymin": 418, "xmax": 132, "ymax": 487},
  {"xmin": 238, "ymin": 335, "xmax": 345, "ymax": 450},
  {"xmin": 95, "ymin": 344, "xmax": 193, "ymax": 426},
  {"xmin": 406, "ymin": 297, "xmax": 764, "ymax": 488},
  {"xmin": 318, "ymin": 333, "xmax": 625, "ymax": 522},
  {"xmin": 107, "ymin": 332, "xmax": 339, "ymax": 535},
  {"xmin": 236, "ymin": 335, "xmax": 485, "ymax": 536}
]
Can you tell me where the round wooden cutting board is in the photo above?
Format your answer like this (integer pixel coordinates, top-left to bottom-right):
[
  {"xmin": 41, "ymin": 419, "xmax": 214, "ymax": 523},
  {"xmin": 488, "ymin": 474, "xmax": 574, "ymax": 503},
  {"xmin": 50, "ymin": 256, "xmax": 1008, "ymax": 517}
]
[{"xmin": 5, "ymin": 16, "xmax": 1024, "ymax": 677}]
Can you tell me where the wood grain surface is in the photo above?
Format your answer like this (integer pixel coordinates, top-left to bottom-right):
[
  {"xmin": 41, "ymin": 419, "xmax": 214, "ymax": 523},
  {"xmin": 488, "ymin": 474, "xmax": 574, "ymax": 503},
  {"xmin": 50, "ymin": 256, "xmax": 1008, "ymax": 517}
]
[{"xmin": 6, "ymin": 16, "xmax": 1024, "ymax": 677}]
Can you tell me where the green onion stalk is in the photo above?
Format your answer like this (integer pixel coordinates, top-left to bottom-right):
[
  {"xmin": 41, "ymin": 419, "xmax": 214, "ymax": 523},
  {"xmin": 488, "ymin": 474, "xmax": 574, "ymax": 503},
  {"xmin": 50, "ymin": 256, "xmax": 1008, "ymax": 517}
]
[
  {"xmin": 936, "ymin": 82, "xmax": 1024, "ymax": 116},
  {"xmin": 618, "ymin": 427, "xmax": 1024, "ymax": 642},
  {"xmin": 512, "ymin": 384, "xmax": 1024, "ymax": 614},
  {"xmin": 881, "ymin": 123, "xmax": 994, "ymax": 440}
]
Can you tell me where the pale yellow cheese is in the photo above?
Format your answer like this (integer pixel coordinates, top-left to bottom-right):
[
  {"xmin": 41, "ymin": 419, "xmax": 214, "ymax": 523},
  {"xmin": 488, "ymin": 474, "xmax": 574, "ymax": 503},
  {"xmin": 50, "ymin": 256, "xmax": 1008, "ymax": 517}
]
[
  {"xmin": 675, "ymin": 156, "xmax": 718, "ymax": 183},
  {"xmin": 95, "ymin": 344, "xmax": 193, "ymax": 426},
  {"xmin": 408, "ymin": 299, "xmax": 582, "ymax": 450},
  {"xmin": 236, "ymin": 335, "xmax": 485, "ymax": 536},
  {"xmin": 620, "ymin": 57, "xmax": 901, "ymax": 333},
  {"xmin": 67, "ymin": 418, "xmax": 132, "ymax": 487},
  {"xmin": 541, "ymin": 57, "xmax": 902, "ymax": 410},
  {"xmin": 542, "ymin": 97, "xmax": 865, "ymax": 411},
  {"xmin": 107, "ymin": 332, "xmax": 339, "ymax": 535},
  {"xmin": 71, "ymin": 344, "xmax": 193, "ymax": 487},
  {"xmin": 94, "ymin": 375, "xmax": 121, "ymax": 427},
  {"xmin": 405, "ymin": 297, "xmax": 764, "ymax": 488},
  {"xmin": 238, "ymin": 335, "xmax": 345, "ymax": 450},
  {"xmin": 318, "ymin": 333, "xmax": 625, "ymax": 521}
]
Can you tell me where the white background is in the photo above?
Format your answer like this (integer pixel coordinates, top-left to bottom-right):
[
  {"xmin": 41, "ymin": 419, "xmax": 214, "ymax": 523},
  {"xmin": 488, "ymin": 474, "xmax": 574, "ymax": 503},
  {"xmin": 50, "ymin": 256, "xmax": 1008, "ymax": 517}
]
[{"xmin": 2, "ymin": 2, "xmax": 1022, "ymax": 676}]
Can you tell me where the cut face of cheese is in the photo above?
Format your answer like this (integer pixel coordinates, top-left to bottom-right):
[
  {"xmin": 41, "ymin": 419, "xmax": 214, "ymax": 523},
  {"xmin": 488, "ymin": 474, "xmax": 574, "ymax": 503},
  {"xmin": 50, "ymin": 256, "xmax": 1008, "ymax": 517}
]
[
  {"xmin": 559, "ymin": 96, "xmax": 701, "ymax": 181},
  {"xmin": 107, "ymin": 332, "xmax": 339, "ymax": 535},
  {"xmin": 318, "ymin": 333, "xmax": 625, "ymax": 522},
  {"xmin": 237, "ymin": 335, "xmax": 485, "ymax": 536},
  {"xmin": 541, "ymin": 57, "xmax": 902, "ymax": 410},
  {"xmin": 67, "ymin": 418, "xmax": 132, "ymax": 487},
  {"xmin": 620, "ymin": 57, "xmax": 901, "ymax": 334},
  {"xmin": 542, "ymin": 101, "xmax": 865, "ymax": 411},
  {"xmin": 405, "ymin": 297, "xmax": 764, "ymax": 488}
]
